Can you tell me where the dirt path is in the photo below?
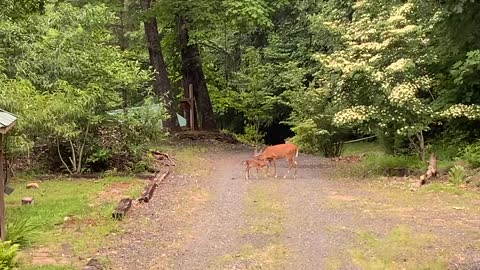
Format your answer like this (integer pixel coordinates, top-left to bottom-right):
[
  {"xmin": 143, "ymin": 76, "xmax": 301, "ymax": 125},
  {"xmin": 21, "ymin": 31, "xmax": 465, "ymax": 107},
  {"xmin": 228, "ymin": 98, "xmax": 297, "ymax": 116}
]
[{"xmin": 100, "ymin": 145, "xmax": 480, "ymax": 270}]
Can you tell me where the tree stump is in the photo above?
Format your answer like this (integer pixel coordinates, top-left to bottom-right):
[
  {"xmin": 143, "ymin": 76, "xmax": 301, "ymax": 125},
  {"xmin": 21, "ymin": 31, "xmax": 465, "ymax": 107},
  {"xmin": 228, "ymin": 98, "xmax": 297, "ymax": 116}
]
[
  {"xmin": 112, "ymin": 198, "xmax": 132, "ymax": 220},
  {"xmin": 21, "ymin": 197, "xmax": 34, "ymax": 205},
  {"xmin": 417, "ymin": 153, "xmax": 437, "ymax": 186}
]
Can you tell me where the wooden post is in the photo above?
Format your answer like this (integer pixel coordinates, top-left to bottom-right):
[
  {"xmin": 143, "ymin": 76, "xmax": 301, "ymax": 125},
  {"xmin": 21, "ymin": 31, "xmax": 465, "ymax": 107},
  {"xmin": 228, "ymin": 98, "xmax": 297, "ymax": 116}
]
[
  {"xmin": 189, "ymin": 84, "xmax": 194, "ymax": 131},
  {"xmin": 0, "ymin": 134, "xmax": 6, "ymax": 241}
]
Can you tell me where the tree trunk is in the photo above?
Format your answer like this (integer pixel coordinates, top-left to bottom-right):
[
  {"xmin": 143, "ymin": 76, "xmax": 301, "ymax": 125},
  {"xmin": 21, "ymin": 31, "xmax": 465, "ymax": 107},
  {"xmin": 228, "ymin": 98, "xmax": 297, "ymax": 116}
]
[
  {"xmin": 140, "ymin": 0, "xmax": 179, "ymax": 131},
  {"xmin": 177, "ymin": 15, "xmax": 217, "ymax": 131}
]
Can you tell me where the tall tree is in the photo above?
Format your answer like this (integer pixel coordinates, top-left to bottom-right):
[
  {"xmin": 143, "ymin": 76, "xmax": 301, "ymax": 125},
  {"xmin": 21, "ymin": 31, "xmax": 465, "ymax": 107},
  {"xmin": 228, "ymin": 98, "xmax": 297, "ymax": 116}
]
[
  {"xmin": 140, "ymin": 0, "xmax": 179, "ymax": 130},
  {"xmin": 177, "ymin": 14, "xmax": 217, "ymax": 131}
]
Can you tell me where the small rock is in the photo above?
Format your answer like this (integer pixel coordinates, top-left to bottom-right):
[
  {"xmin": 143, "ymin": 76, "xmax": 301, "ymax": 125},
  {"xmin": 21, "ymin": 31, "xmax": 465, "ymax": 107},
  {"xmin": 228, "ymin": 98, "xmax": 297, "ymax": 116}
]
[{"xmin": 26, "ymin": 182, "xmax": 40, "ymax": 189}]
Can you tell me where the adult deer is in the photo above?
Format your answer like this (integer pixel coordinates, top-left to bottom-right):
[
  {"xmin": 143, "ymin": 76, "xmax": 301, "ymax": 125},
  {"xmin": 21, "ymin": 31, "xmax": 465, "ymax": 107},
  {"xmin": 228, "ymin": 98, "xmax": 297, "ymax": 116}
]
[{"xmin": 255, "ymin": 142, "xmax": 299, "ymax": 178}]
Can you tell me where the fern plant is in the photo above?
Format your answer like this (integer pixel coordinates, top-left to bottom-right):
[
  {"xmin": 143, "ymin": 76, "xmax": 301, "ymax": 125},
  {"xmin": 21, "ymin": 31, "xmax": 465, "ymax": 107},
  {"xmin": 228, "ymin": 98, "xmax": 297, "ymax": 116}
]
[
  {"xmin": 0, "ymin": 241, "xmax": 19, "ymax": 269},
  {"xmin": 7, "ymin": 214, "xmax": 38, "ymax": 247},
  {"xmin": 448, "ymin": 165, "xmax": 467, "ymax": 185}
]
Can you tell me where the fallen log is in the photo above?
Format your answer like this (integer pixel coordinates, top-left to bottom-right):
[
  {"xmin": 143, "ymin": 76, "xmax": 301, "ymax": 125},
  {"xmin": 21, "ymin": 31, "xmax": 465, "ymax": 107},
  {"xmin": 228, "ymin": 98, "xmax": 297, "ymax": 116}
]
[
  {"xmin": 112, "ymin": 198, "xmax": 132, "ymax": 220},
  {"xmin": 83, "ymin": 258, "xmax": 103, "ymax": 270},
  {"xmin": 417, "ymin": 153, "xmax": 437, "ymax": 186},
  {"xmin": 153, "ymin": 170, "xmax": 170, "ymax": 183},
  {"xmin": 138, "ymin": 171, "xmax": 170, "ymax": 203},
  {"xmin": 138, "ymin": 182, "xmax": 158, "ymax": 203}
]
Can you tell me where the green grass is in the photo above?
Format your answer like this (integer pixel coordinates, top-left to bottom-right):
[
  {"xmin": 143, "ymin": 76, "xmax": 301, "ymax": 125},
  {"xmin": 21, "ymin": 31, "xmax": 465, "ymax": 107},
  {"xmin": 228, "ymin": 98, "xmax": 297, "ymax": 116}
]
[
  {"xmin": 350, "ymin": 226, "xmax": 448, "ymax": 270},
  {"xmin": 342, "ymin": 141, "xmax": 384, "ymax": 156},
  {"xmin": 362, "ymin": 153, "xmax": 425, "ymax": 172},
  {"xmin": 242, "ymin": 183, "xmax": 285, "ymax": 236},
  {"xmin": 4, "ymin": 175, "xmax": 144, "ymax": 268},
  {"xmin": 6, "ymin": 176, "xmax": 139, "ymax": 233},
  {"xmin": 20, "ymin": 266, "xmax": 76, "ymax": 270},
  {"xmin": 213, "ymin": 182, "xmax": 289, "ymax": 269}
]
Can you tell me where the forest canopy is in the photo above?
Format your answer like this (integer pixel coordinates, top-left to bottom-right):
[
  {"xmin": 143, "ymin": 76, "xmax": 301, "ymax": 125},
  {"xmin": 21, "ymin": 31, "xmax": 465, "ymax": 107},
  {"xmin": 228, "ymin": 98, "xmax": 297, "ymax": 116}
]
[{"xmin": 1, "ymin": 0, "xmax": 480, "ymax": 173}]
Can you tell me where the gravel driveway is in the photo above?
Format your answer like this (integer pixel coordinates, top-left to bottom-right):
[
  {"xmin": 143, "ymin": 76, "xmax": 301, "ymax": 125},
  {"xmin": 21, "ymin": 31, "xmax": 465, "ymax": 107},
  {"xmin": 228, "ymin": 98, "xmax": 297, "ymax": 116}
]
[{"xmin": 100, "ymin": 144, "xmax": 480, "ymax": 270}]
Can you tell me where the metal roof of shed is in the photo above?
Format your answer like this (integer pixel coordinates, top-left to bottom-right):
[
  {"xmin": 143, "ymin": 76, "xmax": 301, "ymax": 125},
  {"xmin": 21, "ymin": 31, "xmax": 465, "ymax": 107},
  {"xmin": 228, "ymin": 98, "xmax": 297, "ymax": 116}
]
[{"xmin": 0, "ymin": 109, "xmax": 17, "ymax": 134}]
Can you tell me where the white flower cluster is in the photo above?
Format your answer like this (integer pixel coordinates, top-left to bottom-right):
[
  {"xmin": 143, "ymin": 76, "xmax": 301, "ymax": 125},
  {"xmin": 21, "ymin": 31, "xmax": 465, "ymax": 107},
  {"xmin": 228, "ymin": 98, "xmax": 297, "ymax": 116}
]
[
  {"xmin": 387, "ymin": 14, "xmax": 406, "ymax": 25},
  {"xmin": 386, "ymin": 58, "xmax": 415, "ymax": 72},
  {"xmin": 388, "ymin": 83, "xmax": 418, "ymax": 107},
  {"xmin": 388, "ymin": 25, "xmax": 417, "ymax": 36},
  {"xmin": 395, "ymin": 3, "xmax": 415, "ymax": 16},
  {"xmin": 396, "ymin": 125, "xmax": 422, "ymax": 136},
  {"xmin": 353, "ymin": 0, "xmax": 366, "ymax": 9},
  {"xmin": 333, "ymin": 105, "xmax": 374, "ymax": 126},
  {"xmin": 413, "ymin": 75, "xmax": 433, "ymax": 89},
  {"xmin": 352, "ymin": 39, "xmax": 392, "ymax": 51},
  {"xmin": 439, "ymin": 104, "xmax": 480, "ymax": 120},
  {"xmin": 430, "ymin": 10, "xmax": 445, "ymax": 25},
  {"xmin": 369, "ymin": 55, "xmax": 382, "ymax": 64}
]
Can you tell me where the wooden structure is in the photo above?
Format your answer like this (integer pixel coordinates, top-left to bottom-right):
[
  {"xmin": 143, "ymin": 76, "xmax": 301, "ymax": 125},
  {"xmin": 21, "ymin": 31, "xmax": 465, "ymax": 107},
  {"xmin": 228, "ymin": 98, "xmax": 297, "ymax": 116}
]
[
  {"xmin": 0, "ymin": 109, "xmax": 17, "ymax": 241},
  {"xmin": 180, "ymin": 84, "xmax": 196, "ymax": 131}
]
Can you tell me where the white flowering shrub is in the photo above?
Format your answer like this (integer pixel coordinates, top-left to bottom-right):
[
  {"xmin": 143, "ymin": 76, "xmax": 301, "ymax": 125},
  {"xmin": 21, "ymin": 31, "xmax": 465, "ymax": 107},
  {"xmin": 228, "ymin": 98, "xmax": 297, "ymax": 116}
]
[
  {"xmin": 333, "ymin": 106, "xmax": 376, "ymax": 127},
  {"xmin": 311, "ymin": 1, "xmax": 461, "ymax": 158},
  {"xmin": 439, "ymin": 104, "xmax": 480, "ymax": 120}
]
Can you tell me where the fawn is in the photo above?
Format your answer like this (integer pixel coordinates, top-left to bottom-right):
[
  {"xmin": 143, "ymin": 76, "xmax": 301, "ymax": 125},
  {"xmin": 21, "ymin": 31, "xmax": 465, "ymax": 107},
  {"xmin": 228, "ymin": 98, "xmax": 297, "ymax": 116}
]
[{"xmin": 243, "ymin": 158, "xmax": 269, "ymax": 180}]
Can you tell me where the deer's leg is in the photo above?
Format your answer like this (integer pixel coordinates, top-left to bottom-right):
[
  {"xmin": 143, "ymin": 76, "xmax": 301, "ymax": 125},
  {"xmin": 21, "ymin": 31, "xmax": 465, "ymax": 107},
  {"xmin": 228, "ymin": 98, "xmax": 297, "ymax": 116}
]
[
  {"xmin": 245, "ymin": 166, "xmax": 250, "ymax": 180},
  {"xmin": 293, "ymin": 159, "xmax": 298, "ymax": 179},
  {"xmin": 256, "ymin": 167, "xmax": 259, "ymax": 179},
  {"xmin": 284, "ymin": 157, "xmax": 292, "ymax": 178},
  {"xmin": 273, "ymin": 159, "xmax": 278, "ymax": 178}
]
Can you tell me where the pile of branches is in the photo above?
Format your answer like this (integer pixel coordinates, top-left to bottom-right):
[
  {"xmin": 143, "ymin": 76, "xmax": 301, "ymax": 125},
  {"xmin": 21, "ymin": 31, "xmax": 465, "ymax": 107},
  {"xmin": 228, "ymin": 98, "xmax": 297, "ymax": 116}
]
[{"xmin": 330, "ymin": 154, "xmax": 365, "ymax": 163}]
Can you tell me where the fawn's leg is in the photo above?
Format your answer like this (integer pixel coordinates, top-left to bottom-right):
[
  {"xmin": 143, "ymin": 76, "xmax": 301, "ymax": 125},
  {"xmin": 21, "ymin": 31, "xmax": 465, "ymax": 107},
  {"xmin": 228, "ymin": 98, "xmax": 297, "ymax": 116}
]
[
  {"xmin": 245, "ymin": 166, "xmax": 250, "ymax": 180},
  {"xmin": 265, "ymin": 160, "xmax": 270, "ymax": 175}
]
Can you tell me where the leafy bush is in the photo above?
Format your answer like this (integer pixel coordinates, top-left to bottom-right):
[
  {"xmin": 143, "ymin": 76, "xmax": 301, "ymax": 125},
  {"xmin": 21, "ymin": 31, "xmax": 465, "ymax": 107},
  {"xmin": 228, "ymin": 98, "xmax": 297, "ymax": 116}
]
[
  {"xmin": 7, "ymin": 214, "xmax": 38, "ymax": 246},
  {"xmin": 361, "ymin": 154, "xmax": 425, "ymax": 175},
  {"xmin": 0, "ymin": 241, "xmax": 19, "ymax": 269},
  {"xmin": 236, "ymin": 124, "xmax": 265, "ymax": 146},
  {"xmin": 290, "ymin": 119, "xmax": 346, "ymax": 157},
  {"xmin": 85, "ymin": 148, "xmax": 112, "ymax": 172},
  {"xmin": 460, "ymin": 142, "xmax": 480, "ymax": 168},
  {"xmin": 98, "ymin": 101, "xmax": 168, "ymax": 171},
  {"xmin": 448, "ymin": 165, "xmax": 467, "ymax": 185}
]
